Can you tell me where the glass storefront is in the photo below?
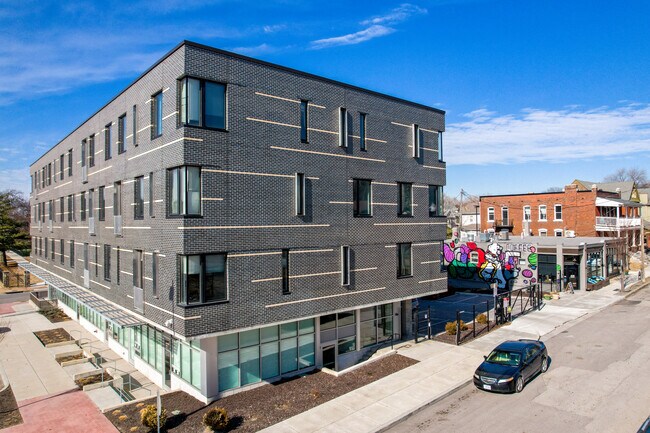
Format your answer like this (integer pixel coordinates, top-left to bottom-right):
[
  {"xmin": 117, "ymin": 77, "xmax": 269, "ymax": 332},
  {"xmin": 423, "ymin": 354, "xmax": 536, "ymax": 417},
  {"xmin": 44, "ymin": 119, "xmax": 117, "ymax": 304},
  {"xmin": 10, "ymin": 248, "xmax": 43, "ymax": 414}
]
[
  {"xmin": 172, "ymin": 340, "xmax": 202, "ymax": 389},
  {"xmin": 587, "ymin": 251, "xmax": 603, "ymax": 280},
  {"xmin": 360, "ymin": 304, "xmax": 393, "ymax": 348},
  {"xmin": 217, "ymin": 318, "xmax": 315, "ymax": 392},
  {"xmin": 133, "ymin": 325, "xmax": 164, "ymax": 373},
  {"xmin": 607, "ymin": 247, "xmax": 621, "ymax": 276}
]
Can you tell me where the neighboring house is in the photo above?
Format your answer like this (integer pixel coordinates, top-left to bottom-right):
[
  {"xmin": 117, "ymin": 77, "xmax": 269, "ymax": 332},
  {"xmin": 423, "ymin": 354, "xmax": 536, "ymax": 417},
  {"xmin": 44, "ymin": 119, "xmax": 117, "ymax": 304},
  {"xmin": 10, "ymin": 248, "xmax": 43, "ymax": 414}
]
[
  {"xmin": 638, "ymin": 188, "xmax": 650, "ymax": 246},
  {"xmin": 25, "ymin": 41, "xmax": 447, "ymax": 402},
  {"xmin": 479, "ymin": 183, "xmax": 642, "ymax": 248},
  {"xmin": 459, "ymin": 213, "xmax": 480, "ymax": 241}
]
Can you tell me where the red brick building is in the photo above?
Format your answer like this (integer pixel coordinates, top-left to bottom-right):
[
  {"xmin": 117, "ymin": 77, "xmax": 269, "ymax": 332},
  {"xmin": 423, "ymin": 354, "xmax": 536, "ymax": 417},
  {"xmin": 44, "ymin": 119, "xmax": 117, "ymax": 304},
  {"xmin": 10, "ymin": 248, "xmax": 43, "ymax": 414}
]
[{"xmin": 479, "ymin": 183, "xmax": 642, "ymax": 246}]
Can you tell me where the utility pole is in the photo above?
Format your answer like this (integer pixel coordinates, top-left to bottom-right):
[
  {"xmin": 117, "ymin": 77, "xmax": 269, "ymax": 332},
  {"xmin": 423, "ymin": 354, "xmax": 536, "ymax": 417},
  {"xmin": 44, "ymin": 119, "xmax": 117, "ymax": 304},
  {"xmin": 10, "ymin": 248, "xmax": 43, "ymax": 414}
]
[
  {"xmin": 459, "ymin": 188, "xmax": 464, "ymax": 239},
  {"xmin": 641, "ymin": 207, "xmax": 646, "ymax": 281}
]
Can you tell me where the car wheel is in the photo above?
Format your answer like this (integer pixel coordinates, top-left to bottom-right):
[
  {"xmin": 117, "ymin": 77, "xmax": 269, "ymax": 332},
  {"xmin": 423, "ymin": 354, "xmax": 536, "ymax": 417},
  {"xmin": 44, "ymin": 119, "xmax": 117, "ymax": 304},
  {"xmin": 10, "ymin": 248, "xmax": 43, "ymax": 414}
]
[
  {"xmin": 515, "ymin": 376, "xmax": 524, "ymax": 393},
  {"xmin": 541, "ymin": 356, "xmax": 549, "ymax": 373}
]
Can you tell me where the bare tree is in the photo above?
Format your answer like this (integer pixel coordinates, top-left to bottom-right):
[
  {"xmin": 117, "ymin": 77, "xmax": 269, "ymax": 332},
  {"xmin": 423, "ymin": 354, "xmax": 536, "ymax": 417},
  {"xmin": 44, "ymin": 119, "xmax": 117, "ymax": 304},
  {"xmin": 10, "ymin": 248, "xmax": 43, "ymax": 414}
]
[
  {"xmin": 603, "ymin": 167, "xmax": 649, "ymax": 187},
  {"xmin": 544, "ymin": 186, "xmax": 563, "ymax": 192}
]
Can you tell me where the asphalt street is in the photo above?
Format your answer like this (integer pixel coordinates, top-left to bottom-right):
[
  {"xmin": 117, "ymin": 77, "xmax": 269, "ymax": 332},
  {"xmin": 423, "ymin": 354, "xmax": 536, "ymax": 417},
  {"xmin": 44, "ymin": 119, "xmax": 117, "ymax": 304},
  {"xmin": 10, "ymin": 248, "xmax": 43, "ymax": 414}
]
[
  {"xmin": 0, "ymin": 292, "xmax": 29, "ymax": 303},
  {"xmin": 388, "ymin": 287, "xmax": 650, "ymax": 433}
]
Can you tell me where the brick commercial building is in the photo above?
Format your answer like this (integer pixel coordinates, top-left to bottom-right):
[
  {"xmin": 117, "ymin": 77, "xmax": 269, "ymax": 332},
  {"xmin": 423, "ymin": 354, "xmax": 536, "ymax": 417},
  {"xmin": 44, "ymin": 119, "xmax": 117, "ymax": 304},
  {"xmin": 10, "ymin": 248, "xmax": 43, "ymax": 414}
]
[
  {"xmin": 479, "ymin": 182, "xmax": 642, "ymax": 247},
  {"xmin": 26, "ymin": 41, "xmax": 447, "ymax": 401}
]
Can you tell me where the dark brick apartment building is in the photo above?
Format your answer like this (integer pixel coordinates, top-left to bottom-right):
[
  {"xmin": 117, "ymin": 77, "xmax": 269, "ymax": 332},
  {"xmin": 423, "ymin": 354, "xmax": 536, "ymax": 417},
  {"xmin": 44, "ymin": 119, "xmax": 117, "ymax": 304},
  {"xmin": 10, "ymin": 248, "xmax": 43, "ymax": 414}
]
[{"xmin": 26, "ymin": 41, "xmax": 447, "ymax": 401}]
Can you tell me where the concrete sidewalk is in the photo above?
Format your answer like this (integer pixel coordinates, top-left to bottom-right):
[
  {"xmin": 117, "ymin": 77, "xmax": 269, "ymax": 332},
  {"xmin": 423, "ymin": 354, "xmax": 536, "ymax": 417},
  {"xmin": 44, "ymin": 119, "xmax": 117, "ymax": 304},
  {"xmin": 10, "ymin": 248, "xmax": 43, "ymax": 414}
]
[{"xmin": 261, "ymin": 275, "xmax": 641, "ymax": 433}]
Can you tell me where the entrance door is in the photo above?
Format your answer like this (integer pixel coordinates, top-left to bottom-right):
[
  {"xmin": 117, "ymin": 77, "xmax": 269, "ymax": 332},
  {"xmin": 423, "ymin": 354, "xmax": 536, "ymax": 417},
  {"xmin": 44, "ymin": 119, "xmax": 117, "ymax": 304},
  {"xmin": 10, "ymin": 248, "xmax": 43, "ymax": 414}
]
[
  {"xmin": 322, "ymin": 345, "xmax": 336, "ymax": 370},
  {"xmin": 564, "ymin": 263, "xmax": 580, "ymax": 290}
]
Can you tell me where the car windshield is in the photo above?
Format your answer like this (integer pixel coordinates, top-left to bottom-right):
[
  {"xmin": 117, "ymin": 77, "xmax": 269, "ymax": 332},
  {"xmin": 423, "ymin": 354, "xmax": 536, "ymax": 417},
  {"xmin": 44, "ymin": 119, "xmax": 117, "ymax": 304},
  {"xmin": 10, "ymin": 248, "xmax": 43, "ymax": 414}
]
[{"xmin": 486, "ymin": 349, "xmax": 521, "ymax": 366}]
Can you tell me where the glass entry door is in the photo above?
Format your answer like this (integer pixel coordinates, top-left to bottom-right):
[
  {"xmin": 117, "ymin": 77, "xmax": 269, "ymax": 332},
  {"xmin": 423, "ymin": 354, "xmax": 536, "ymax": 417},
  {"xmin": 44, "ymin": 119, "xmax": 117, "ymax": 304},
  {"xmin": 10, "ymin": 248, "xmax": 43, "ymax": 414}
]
[{"xmin": 322, "ymin": 345, "xmax": 336, "ymax": 370}]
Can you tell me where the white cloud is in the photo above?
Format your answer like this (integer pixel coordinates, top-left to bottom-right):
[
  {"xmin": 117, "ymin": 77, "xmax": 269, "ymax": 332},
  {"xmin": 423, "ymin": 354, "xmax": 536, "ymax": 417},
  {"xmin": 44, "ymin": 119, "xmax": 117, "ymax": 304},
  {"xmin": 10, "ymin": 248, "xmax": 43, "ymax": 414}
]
[
  {"xmin": 445, "ymin": 104, "xmax": 650, "ymax": 165},
  {"xmin": 263, "ymin": 24, "xmax": 287, "ymax": 34},
  {"xmin": 360, "ymin": 3, "xmax": 427, "ymax": 26},
  {"xmin": 0, "ymin": 167, "xmax": 31, "ymax": 195},
  {"xmin": 310, "ymin": 25, "xmax": 395, "ymax": 50},
  {"xmin": 231, "ymin": 43, "xmax": 285, "ymax": 56}
]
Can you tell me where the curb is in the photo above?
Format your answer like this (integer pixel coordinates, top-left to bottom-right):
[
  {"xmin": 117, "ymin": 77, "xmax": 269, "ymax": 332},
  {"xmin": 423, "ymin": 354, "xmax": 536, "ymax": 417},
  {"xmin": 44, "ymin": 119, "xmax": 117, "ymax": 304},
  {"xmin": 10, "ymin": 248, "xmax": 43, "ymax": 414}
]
[{"xmin": 376, "ymin": 378, "xmax": 473, "ymax": 433}]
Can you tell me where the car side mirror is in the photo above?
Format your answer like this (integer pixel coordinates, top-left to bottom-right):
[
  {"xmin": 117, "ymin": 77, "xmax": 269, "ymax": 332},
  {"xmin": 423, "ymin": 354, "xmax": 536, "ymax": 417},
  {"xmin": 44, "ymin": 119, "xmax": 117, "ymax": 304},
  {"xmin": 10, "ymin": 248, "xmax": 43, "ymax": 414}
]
[{"xmin": 483, "ymin": 355, "xmax": 487, "ymax": 360}]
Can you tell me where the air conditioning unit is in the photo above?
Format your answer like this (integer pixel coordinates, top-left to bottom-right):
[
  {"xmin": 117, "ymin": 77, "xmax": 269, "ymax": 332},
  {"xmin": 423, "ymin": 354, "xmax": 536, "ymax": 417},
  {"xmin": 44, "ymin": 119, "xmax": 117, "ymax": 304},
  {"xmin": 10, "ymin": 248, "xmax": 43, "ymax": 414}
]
[
  {"xmin": 114, "ymin": 215, "xmax": 123, "ymax": 236},
  {"xmin": 565, "ymin": 230, "xmax": 576, "ymax": 238},
  {"xmin": 88, "ymin": 217, "xmax": 95, "ymax": 235}
]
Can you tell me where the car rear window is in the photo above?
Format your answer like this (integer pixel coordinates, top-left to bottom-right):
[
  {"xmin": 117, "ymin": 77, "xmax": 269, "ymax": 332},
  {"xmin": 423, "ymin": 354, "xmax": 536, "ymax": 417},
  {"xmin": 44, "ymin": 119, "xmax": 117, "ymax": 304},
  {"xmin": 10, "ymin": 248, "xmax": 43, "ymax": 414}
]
[{"xmin": 487, "ymin": 350, "xmax": 521, "ymax": 366}]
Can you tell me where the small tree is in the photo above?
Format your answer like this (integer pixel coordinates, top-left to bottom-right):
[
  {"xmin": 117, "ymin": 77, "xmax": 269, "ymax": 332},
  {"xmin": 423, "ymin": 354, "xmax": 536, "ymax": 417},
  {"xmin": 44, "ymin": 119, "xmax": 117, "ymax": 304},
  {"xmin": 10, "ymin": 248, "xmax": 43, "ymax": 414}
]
[
  {"xmin": 140, "ymin": 404, "xmax": 166, "ymax": 431},
  {"xmin": 0, "ymin": 190, "xmax": 30, "ymax": 266},
  {"xmin": 203, "ymin": 407, "xmax": 229, "ymax": 432}
]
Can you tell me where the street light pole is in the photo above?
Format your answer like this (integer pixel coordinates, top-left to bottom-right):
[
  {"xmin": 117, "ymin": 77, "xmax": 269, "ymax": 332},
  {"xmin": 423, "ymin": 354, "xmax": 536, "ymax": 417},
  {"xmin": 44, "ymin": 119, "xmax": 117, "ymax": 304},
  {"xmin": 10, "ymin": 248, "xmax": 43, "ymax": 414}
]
[{"xmin": 475, "ymin": 204, "xmax": 479, "ymax": 239}]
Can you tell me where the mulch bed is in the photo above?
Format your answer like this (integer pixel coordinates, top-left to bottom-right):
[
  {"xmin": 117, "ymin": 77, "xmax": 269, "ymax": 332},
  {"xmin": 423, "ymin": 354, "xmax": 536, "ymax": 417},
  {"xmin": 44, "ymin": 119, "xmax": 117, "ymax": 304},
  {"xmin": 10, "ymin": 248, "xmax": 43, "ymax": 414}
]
[
  {"xmin": 0, "ymin": 383, "xmax": 23, "ymax": 429},
  {"xmin": 75, "ymin": 373, "xmax": 113, "ymax": 388},
  {"xmin": 57, "ymin": 354, "xmax": 84, "ymax": 364},
  {"xmin": 38, "ymin": 308, "xmax": 71, "ymax": 323},
  {"xmin": 434, "ymin": 321, "xmax": 506, "ymax": 345},
  {"xmin": 106, "ymin": 353, "xmax": 418, "ymax": 433},
  {"xmin": 33, "ymin": 327, "xmax": 72, "ymax": 346}
]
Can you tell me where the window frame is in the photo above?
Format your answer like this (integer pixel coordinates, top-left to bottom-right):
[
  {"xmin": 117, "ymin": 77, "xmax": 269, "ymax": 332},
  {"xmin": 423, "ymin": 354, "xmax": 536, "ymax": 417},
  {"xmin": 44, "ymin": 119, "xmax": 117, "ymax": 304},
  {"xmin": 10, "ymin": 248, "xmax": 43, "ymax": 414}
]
[
  {"xmin": 412, "ymin": 124, "xmax": 420, "ymax": 158},
  {"xmin": 353, "ymin": 178, "xmax": 372, "ymax": 217},
  {"xmin": 339, "ymin": 107, "xmax": 348, "ymax": 148},
  {"xmin": 554, "ymin": 204, "xmax": 563, "ymax": 221},
  {"xmin": 398, "ymin": 182, "xmax": 413, "ymax": 217},
  {"xmin": 359, "ymin": 113, "xmax": 367, "ymax": 151},
  {"xmin": 294, "ymin": 173, "xmax": 305, "ymax": 216},
  {"xmin": 538, "ymin": 205, "xmax": 547, "ymax": 221},
  {"xmin": 104, "ymin": 122, "xmax": 112, "ymax": 160},
  {"xmin": 134, "ymin": 176, "xmax": 145, "ymax": 220},
  {"xmin": 167, "ymin": 166, "xmax": 202, "ymax": 217},
  {"xmin": 341, "ymin": 246, "xmax": 350, "ymax": 286},
  {"xmin": 98, "ymin": 186, "xmax": 105, "ymax": 221},
  {"xmin": 179, "ymin": 253, "xmax": 228, "ymax": 305},
  {"xmin": 104, "ymin": 244, "xmax": 111, "ymax": 282},
  {"xmin": 397, "ymin": 243, "xmax": 413, "ymax": 278},
  {"xmin": 523, "ymin": 205, "xmax": 531, "ymax": 221},
  {"xmin": 501, "ymin": 206, "xmax": 509, "ymax": 224},
  {"xmin": 281, "ymin": 249, "xmax": 290, "ymax": 294},
  {"xmin": 487, "ymin": 207, "xmax": 495, "ymax": 222},
  {"xmin": 152, "ymin": 91, "xmax": 163, "ymax": 139},
  {"xmin": 539, "ymin": 229, "xmax": 548, "ymax": 237},
  {"xmin": 300, "ymin": 100, "xmax": 309, "ymax": 143},
  {"xmin": 554, "ymin": 229, "xmax": 563, "ymax": 237},
  {"xmin": 88, "ymin": 135, "xmax": 95, "ymax": 167},
  {"xmin": 118, "ymin": 114, "xmax": 126, "ymax": 154},
  {"xmin": 67, "ymin": 149, "xmax": 73, "ymax": 176},
  {"xmin": 179, "ymin": 77, "xmax": 227, "ymax": 131}
]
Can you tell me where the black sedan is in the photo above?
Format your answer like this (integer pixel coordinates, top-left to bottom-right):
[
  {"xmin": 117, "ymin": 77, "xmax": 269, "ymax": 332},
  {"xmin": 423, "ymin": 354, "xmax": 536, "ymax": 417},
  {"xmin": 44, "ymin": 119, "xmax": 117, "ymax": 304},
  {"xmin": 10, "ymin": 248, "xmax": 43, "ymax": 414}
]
[{"xmin": 473, "ymin": 339, "xmax": 549, "ymax": 393}]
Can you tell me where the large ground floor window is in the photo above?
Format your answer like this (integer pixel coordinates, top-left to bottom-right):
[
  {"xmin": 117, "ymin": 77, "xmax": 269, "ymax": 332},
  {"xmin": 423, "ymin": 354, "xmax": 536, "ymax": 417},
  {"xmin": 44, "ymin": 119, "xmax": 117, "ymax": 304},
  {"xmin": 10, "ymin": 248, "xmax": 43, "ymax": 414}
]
[
  {"xmin": 360, "ymin": 303, "xmax": 394, "ymax": 348},
  {"xmin": 217, "ymin": 319, "xmax": 315, "ymax": 392},
  {"xmin": 133, "ymin": 325, "xmax": 164, "ymax": 373},
  {"xmin": 172, "ymin": 340, "xmax": 202, "ymax": 390}
]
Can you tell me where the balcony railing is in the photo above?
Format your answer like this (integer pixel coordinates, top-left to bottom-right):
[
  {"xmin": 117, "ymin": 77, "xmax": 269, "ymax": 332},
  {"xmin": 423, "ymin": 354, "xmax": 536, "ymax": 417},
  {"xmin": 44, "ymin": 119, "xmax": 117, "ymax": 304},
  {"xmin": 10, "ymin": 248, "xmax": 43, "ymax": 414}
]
[
  {"xmin": 595, "ymin": 216, "xmax": 641, "ymax": 230},
  {"xmin": 492, "ymin": 219, "xmax": 513, "ymax": 228}
]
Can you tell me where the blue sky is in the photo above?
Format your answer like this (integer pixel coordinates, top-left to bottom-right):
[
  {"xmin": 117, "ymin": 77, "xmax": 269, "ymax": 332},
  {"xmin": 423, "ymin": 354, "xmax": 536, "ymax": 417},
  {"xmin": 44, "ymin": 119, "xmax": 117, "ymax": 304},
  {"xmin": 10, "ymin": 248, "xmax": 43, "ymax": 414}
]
[{"xmin": 1, "ymin": 0, "xmax": 650, "ymax": 199}]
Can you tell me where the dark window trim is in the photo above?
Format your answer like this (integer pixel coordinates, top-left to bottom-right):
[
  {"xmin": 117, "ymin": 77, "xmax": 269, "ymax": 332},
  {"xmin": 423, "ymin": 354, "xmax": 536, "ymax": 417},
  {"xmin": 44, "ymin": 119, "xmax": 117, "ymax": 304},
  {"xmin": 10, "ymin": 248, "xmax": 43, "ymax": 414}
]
[
  {"xmin": 397, "ymin": 242, "xmax": 413, "ymax": 278},
  {"xmin": 359, "ymin": 113, "xmax": 367, "ymax": 151},
  {"xmin": 118, "ymin": 113, "xmax": 127, "ymax": 154},
  {"xmin": 167, "ymin": 165, "xmax": 202, "ymax": 217},
  {"xmin": 178, "ymin": 76, "xmax": 227, "ymax": 131},
  {"xmin": 398, "ymin": 182, "xmax": 413, "ymax": 217},
  {"xmin": 300, "ymin": 100, "xmax": 309, "ymax": 143},
  {"xmin": 152, "ymin": 91, "xmax": 163, "ymax": 139},
  {"xmin": 134, "ymin": 176, "xmax": 145, "ymax": 220},
  {"xmin": 353, "ymin": 178, "xmax": 373, "ymax": 218},
  {"xmin": 281, "ymin": 249, "xmax": 290, "ymax": 294},
  {"xmin": 104, "ymin": 122, "xmax": 112, "ymax": 160},
  {"xmin": 178, "ymin": 252, "xmax": 228, "ymax": 305}
]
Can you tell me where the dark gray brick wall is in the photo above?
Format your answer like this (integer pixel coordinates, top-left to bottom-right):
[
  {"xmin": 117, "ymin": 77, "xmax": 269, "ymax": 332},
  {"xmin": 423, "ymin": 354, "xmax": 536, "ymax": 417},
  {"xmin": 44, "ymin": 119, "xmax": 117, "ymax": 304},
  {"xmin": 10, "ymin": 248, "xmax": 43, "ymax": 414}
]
[{"xmin": 29, "ymin": 42, "xmax": 447, "ymax": 339}]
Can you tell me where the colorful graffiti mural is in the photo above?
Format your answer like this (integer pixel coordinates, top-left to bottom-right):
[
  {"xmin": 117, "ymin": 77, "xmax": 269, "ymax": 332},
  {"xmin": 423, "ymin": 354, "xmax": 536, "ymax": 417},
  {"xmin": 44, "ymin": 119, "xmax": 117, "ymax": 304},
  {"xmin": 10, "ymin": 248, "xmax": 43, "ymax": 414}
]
[{"xmin": 443, "ymin": 241, "xmax": 538, "ymax": 290}]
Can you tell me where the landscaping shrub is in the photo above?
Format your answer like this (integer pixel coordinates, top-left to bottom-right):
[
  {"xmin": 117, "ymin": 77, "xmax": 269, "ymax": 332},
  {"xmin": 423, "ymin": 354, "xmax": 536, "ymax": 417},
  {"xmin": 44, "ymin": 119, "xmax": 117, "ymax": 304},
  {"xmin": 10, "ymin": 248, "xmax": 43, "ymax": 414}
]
[
  {"xmin": 445, "ymin": 320, "xmax": 468, "ymax": 335},
  {"xmin": 476, "ymin": 313, "xmax": 487, "ymax": 324},
  {"xmin": 140, "ymin": 404, "xmax": 166, "ymax": 431},
  {"xmin": 203, "ymin": 407, "xmax": 229, "ymax": 431}
]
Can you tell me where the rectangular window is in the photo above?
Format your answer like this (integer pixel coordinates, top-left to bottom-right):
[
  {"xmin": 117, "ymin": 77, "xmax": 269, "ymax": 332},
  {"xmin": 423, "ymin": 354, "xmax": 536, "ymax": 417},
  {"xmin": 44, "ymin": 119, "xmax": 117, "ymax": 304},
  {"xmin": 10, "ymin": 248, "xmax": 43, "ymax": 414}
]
[
  {"xmin": 104, "ymin": 245, "xmax": 111, "ymax": 281},
  {"xmin": 104, "ymin": 123, "xmax": 112, "ymax": 160},
  {"xmin": 67, "ymin": 149, "xmax": 73, "ymax": 176},
  {"xmin": 501, "ymin": 207, "xmax": 509, "ymax": 224},
  {"xmin": 180, "ymin": 77, "xmax": 226, "ymax": 129},
  {"xmin": 281, "ymin": 249, "xmax": 290, "ymax": 294},
  {"xmin": 300, "ymin": 100, "xmax": 309, "ymax": 143},
  {"xmin": 81, "ymin": 139, "xmax": 86, "ymax": 168},
  {"xmin": 539, "ymin": 229, "xmax": 548, "ymax": 237},
  {"xmin": 88, "ymin": 189, "xmax": 94, "ymax": 220},
  {"xmin": 168, "ymin": 166, "xmax": 201, "ymax": 216},
  {"xmin": 53, "ymin": 159, "xmax": 56, "ymax": 183},
  {"xmin": 152, "ymin": 252, "xmax": 158, "ymax": 297},
  {"xmin": 294, "ymin": 173, "xmax": 305, "ymax": 216},
  {"xmin": 80, "ymin": 192, "xmax": 86, "ymax": 221},
  {"xmin": 180, "ymin": 253, "xmax": 227, "ymax": 304},
  {"xmin": 554, "ymin": 229, "xmax": 563, "ymax": 237},
  {"xmin": 60, "ymin": 155, "xmax": 64, "ymax": 180},
  {"xmin": 59, "ymin": 197, "xmax": 64, "ymax": 222},
  {"xmin": 116, "ymin": 248, "xmax": 120, "ymax": 285},
  {"xmin": 98, "ymin": 186, "xmax": 105, "ymax": 221},
  {"xmin": 341, "ymin": 246, "xmax": 350, "ymax": 286},
  {"xmin": 359, "ymin": 113, "xmax": 367, "ymax": 151},
  {"xmin": 47, "ymin": 163, "xmax": 51, "ymax": 185},
  {"xmin": 339, "ymin": 107, "xmax": 348, "ymax": 147},
  {"xmin": 429, "ymin": 185, "xmax": 442, "ymax": 217},
  {"xmin": 398, "ymin": 182, "xmax": 413, "ymax": 216},
  {"xmin": 149, "ymin": 172, "xmax": 154, "ymax": 217},
  {"xmin": 353, "ymin": 179, "xmax": 372, "ymax": 217},
  {"xmin": 132, "ymin": 105, "xmax": 138, "ymax": 146},
  {"xmin": 88, "ymin": 135, "xmax": 95, "ymax": 167},
  {"xmin": 523, "ymin": 205, "xmax": 531, "ymax": 221},
  {"xmin": 539, "ymin": 205, "xmax": 547, "ymax": 221},
  {"xmin": 95, "ymin": 243, "xmax": 98, "ymax": 277},
  {"xmin": 51, "ymin": 238, "xmax": 55, "ymax": 260},
  {"xmin": 44, "ymin": 237, "xmax": 48, "ymax": 259},
  {"xmin": 438, "ymin": 131, "xmax": 444, "ymax": 162},
  {"xmin": 487, "ymin": 207, "xmax": 495, "ymax": 222},
  {"xmin": 67, "ymin": 195, "xmax": 74, "ymax": 221},
  {"xmin": 134, "ymin": 176, "xmax": 144, "ymax": 220},
  {"xmin": 412, "ymin": 124, "xmax": 420, "ymax": 158},
  {"xmin": 60, "ymin": 239, "xmax": 64, "ymax": 265},
  {"xmin": 554, "ymin": 204, "xmax": 562, "ymax": 221},
  {"xmin": 118, "ymin": 114, "xmax": 126, "ymax": 154},
  {"xmin": 133, "ymin": 249, "xmax": 143, "ymax": 288},
  {"xmin": 398, "ymin": 243, "xmax": 412, "ymax": 277},
  {"xmin": 113, "ymin": 181, "xmax": 121, "ymax": 216},
  {"xmin": 48, "ymin": 200, "xmax": 53, "ymax": 221},
  {"xmin": 152, "ymin": 91, "xmax": 163, "ymax": 138}
]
